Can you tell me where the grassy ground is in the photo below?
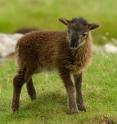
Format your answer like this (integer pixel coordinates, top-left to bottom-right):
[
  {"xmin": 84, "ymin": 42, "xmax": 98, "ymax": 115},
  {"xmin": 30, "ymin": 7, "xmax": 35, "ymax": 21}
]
[
  {"xmin": 0, "ymin": 53, "xmax": 117, "ymax": 124},
  {"xmin": 0, "ymin": 0, "xmax": 117, "ymax": 44},
  {"xmin": 0, "ymin": 0, "xmax": 117, "ymax": 123}
]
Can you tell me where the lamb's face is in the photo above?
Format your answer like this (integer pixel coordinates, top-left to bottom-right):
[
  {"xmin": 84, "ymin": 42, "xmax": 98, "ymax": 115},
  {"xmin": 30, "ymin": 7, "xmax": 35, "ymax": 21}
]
[
  {"xmin": 67, "ymin": 18, "xmax": 89, "ymax": 49},
  {"xmin": 59, "ymin": 17, "xmax": 99, "ymax": 49}
]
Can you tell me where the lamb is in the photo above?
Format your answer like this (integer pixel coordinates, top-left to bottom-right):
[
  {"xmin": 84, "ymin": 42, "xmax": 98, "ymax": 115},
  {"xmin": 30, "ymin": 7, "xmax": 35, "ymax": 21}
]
[{"xmin": 12, "ymin": 17, "xmax": 99, "ymax": 114}]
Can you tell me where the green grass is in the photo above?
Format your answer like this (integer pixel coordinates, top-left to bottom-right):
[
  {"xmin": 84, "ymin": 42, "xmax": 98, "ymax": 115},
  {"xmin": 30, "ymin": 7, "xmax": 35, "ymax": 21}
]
[
  {"xmin": 0, "ymin": 0, "xmax": 117, "ymax": 44},
  {"xmin": 0, "ymin": 53, "xmax": 117, "ymax": 124},
  {"xmin": 0, "ymin": 0, "xmax": 117, "ymax": 123}
]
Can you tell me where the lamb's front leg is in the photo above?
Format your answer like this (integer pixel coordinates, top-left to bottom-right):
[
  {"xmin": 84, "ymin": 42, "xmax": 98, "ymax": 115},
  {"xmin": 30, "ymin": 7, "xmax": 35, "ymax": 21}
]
[
  {"xmin": 59, "ymin": 68, "xmax": 78, "ymax": 114},
  {"xmin": 74, "ymin": 73, "xmax": 86, "ymax": 112}
]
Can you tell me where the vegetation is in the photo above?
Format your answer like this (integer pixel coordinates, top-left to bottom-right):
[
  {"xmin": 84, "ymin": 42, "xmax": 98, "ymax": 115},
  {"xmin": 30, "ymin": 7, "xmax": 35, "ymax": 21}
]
[
  {"xmin": 0, "ymin": 0, "xmax": 117, "ymax": 123},
  {"xmin": 0, "ymin": 53, "xmax": 117, "ymax": 124},
  {"xmin": 0, "ymin": 0, "xmax": 117, "ymax": 44}
]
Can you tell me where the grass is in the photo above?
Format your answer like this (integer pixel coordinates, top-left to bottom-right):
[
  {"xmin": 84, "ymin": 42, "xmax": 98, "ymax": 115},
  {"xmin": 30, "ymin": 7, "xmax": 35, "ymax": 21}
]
[
  {"xmin": 0, "ymin": 0, "xmax": 117, "ymax": 44},
  {"xmin": 0, "ymin": 0, "xmax": 117, "ymax": 123},
  {"xmin": 0, "ymin": 53, "xmax": 117, "ymax": 124}
]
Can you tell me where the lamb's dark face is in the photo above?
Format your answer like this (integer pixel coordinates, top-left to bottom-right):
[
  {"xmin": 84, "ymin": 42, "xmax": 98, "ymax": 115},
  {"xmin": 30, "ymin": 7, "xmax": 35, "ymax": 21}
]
[
  {"xmin": 59, "ymin": 17, "xmax": 99, "ymax": 49},
  {"xmin": 67, "ymin": 18, "xmax": 89, "ymax": 49}
]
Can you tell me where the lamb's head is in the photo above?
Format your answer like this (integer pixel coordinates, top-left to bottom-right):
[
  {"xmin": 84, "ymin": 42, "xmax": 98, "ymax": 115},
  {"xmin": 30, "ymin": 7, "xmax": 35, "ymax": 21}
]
[{"xmin": 59, "ymin": 17, "xmax": 99, "ymax": 49}]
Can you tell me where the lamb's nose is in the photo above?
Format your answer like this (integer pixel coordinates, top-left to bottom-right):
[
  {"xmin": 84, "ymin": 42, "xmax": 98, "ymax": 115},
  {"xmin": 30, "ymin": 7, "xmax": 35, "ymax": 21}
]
[{"xmin": 70, "ymin": 42, "xmax": 77, "ymax": 48}]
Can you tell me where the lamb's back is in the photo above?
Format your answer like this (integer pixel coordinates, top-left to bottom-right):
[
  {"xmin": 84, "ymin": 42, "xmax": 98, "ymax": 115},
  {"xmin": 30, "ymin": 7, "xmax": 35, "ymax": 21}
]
[{"xmin": 16, "ymin": 31, "xmax": 67, "ymax": 69}]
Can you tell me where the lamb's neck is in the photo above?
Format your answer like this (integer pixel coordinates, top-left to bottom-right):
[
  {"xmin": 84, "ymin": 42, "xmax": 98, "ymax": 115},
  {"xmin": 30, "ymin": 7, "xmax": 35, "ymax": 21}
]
[
  {"xmin": 71, "ymin": 38, "xmax": 92, "ymax": 70},
  {"xmin": 73, "ymin": 36, "xmax": 92, "ymax": 60}
]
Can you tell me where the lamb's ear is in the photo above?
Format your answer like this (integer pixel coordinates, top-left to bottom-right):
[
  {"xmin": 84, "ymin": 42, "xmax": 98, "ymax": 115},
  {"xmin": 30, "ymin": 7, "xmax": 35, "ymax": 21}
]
[
  {"xmin": 58, "ymin": 18, "xmax": 70, "ymax": 25},
  {"xmin": 88, "ymin": 23, "xmax": 99, "ymax": 30}
]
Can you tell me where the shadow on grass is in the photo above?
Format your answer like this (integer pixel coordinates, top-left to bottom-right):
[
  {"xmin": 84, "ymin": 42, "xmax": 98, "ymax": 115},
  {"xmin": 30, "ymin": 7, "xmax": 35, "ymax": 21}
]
[
  {"xmin": 1, "ymin": 91, "xmax": 117, "ymax": 124},
  {"xmin": 22, "ymin": 91, "xmax": 67, "ymax": 112},
  {"xmin": 6, "ymin": 91, "xmax": 68, "ymax": 121}
]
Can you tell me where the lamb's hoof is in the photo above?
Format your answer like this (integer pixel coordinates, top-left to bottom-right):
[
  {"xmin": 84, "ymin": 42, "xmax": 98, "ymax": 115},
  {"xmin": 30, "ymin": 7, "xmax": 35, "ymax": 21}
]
[
  {"xmin": 78, "ymin": 105, "xmax": 86, "ymax": 112},
  {"xmin": 31, "ymin": 94, "xmax": 37, "ymax": 101},
  {"xmin": 12, "ymin": 106, "xmax": 19, "ymax": 112},
  {"xmin": 68, "ymin": 106, "xmax": 78, "ymax": 114},
  {"xmin": 12, "ymin": 104, "xmax": 19, "ymax": 112}
]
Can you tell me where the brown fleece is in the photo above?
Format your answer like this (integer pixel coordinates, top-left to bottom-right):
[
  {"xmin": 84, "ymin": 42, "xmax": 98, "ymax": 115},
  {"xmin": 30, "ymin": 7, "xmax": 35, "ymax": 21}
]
[{"xmin": 16, "ymin": 31, "xmax": 91, "ymax": 73}]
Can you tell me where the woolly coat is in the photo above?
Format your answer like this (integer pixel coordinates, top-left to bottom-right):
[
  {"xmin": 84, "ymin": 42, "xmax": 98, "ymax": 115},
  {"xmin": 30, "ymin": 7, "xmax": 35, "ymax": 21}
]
[{"xmin": 16, "ymin": 31, "xmax": 92, "ymax": 75}]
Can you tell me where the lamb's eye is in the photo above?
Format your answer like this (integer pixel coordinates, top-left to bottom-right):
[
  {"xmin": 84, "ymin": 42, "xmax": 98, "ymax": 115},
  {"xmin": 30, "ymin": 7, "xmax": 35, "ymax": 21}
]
[{"xmin": 83, "ymin": 32, "xmax": 88, "ymax": 37}]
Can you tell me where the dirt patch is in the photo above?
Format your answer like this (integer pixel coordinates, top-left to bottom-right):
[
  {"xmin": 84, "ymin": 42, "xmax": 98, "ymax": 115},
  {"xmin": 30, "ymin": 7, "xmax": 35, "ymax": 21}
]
[
  {"xmin": 99, "ymin": 116, "xmax": 115, "ymax": 124},
  {"xmin": 83, "ymin": 115, "xmax": 116, "ymax": 124}
]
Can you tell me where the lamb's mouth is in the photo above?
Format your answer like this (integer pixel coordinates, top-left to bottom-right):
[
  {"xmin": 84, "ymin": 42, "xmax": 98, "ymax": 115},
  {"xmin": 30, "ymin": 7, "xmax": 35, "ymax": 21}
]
[{"xmin": 69, "ymin": 40, "xmax": 86, "ymax": 50}]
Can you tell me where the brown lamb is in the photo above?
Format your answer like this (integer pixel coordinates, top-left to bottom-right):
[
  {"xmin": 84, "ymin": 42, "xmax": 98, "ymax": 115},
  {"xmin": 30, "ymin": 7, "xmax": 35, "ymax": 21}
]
[{"xmin": 12, "ymin": 17, "xmax": 99, "ymax": 114}]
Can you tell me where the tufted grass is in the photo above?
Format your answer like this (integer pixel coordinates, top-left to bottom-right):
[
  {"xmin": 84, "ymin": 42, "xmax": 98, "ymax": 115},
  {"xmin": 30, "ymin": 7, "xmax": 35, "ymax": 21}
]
[{"xmin": 0, "ymin": 53, "xmax": 117, "ymax": 124}]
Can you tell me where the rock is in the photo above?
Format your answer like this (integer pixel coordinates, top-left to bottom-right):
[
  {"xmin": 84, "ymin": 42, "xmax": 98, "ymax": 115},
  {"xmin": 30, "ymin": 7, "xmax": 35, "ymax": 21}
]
[
  {"xmin": 0, "ymin": 33, "xmax": 23, "ymax": 57},
  {"xmin": 103, "ymin": 43, "xmax": 117, "ymax": 53},
  {"xmin": 93, "ymin": 43, "xmax": 117, "ymax": 54}
]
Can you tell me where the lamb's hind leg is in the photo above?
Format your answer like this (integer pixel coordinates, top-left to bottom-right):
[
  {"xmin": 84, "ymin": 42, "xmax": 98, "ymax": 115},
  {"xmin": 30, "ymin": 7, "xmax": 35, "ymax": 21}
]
[
  {"xmin": 12, "ymin": 69, "xmax": 25, "ymax": 112},
  {"xmin": 12, "ymin": 67, "xmax": 36, "ymax": 112},
  {"xmin": 74, "ymin": 73, "xmax": 86, "ymax": 112},
  {"xmin": 59, "ymin": 68, "xmax": 78, "ymax": 114},
  {"xmin": 26, "ymin": 77, "xmax": 36, "ymax": 100},
  {"xmin": 23, "ymin": 66, "xmax": 37, "ymax": 100}
]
